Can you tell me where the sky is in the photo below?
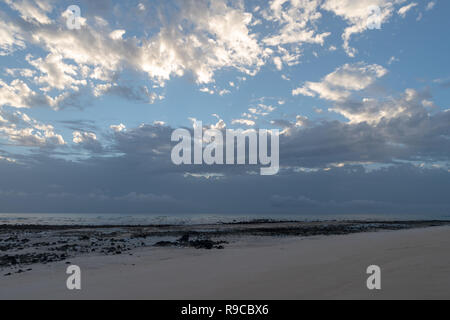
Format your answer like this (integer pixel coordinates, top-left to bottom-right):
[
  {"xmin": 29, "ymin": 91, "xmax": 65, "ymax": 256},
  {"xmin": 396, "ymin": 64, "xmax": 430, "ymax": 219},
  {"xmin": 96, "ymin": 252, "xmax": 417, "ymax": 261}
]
[{"xmin": 0, "ymin": 0, "xmax": 449, "ymax": 215}]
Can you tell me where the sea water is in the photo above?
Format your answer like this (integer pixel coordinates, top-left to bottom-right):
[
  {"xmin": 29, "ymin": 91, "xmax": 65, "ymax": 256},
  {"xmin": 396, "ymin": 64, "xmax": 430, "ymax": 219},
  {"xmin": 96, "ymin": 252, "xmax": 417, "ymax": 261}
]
[{"xmin": 0, "ymin": 212, "xmax": 448, "ymax": 226}]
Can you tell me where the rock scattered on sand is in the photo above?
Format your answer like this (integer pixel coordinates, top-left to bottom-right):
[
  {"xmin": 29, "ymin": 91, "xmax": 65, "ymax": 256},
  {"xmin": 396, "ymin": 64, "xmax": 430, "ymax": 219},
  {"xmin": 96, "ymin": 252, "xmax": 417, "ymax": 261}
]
[
  {"xmin": 154, "ymin": 237, "xmax": 228, "ymax": 250},
  {"xmin": 1, "ymin": 220, "xmax": 448, "ymax": 270}
]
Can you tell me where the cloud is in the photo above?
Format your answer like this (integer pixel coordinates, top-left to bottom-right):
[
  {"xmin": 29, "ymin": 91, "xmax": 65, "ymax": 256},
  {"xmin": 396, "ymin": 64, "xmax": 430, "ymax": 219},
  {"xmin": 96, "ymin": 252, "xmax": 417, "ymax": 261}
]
[
  {"xmin": 293, "ymin": 62, "xmax": 388, "ymax": 101},
  {"xmin": 110, "ymin": 123, "xmax": 126, "ymax": 133},
  {"xmin": 271, "ymin": 115, "xmax": 310, "ymax": 134},
  {"xmin": 0, "ymin": 0, "xmax": 448, "ymax": 216},
  {"xmin": 0, "ymin": 0, "xmax": 271, "ymax": 105},
  {"xmin": 93, "ymin": 83, "xmax": 160, "ymax": 104},
  {"xmin": 64, "ymin": 99, "xmax": 450, "ymax": 174},
  {"xmin": 231, "ymin": 119, "xmax": 256, "ymax": 126},
  {"xmin": 210, "ymin": 118, "xmax": 226, "ymax": 130},
  {"xmin": 5, "ymin": 68, "xmax": 35, "ymax": 78},
  {"xmin": 246, "ymin": 104, "xmax": 277, "ymax": 118},
  {"xmin": 329, "ymin": 88, "xmax": 434, "ymax": 124},
  {"xmin": 398, "ymin": 3, "xmax": 418, "ymax": 18},
  {"xmin": 109, "ymin": 29, "xmax": 126, "ymax": 40},
  {"xmin": 426, "ymin": 1, "xmax": 436, "ymax": 11},
  {"xmin": 0, "ymin": 79, "xmax": 45, "ymax": 109},
  {"xmin": 0, "ymin": 19, "xmax": 26, "ymax": 56},
  {"xmin": 282, "ymin": 91, "xmax": 450, "ymax": 167},
  {"xmin": 0, "ymin": 77, "xmax": 76, "ymax": 110},
  {"xmin": 114, "ymin": 192, "xmax": 174, "ymax": 203},
  {"xmin": 273, "ymin": 57, "xmax": 283, "ymax": 71},
  {"xmin": 259, "ymin": 0, "xmax": 330, "ymax": 67},
  {"xmin": 0, "ymin": 0, "xmax": 425, "ymax": 111},
  {"xmin": 387, "ymin": 56, "xmax": 399, "ymax": 65},
  {"xmin": 59, "ymin": 119, "xmax": 98, "ymax": 132},
  {"xmin": 184, "ymin": 173, "xmax": 225, "ymax": 180},
  {"xmin": 0, "ymin": 109, "xmax": 65, "ymax": 147},
  {"xmin": 271, "ymin": 195, "xmax": 321, "ymax": 208},
  {"xmin": 26, "ymin": 53, "xmax": 87, "ymax": 91},
  {"xmin": 4, "ymin": 0, "xmax": 53, "ymax": 25},
  {"xmin": 73, "ymin": 131, "xmax": 103, "ymax": 152},
  {"xmin": 0, "ymin": 108, "xmax": 448, "ymax": 214},
  {"xmin": 0, "ymin": 0, "xmax": 413, "ymax": 109},
  {"xmin": 262, "ymin": 0, "xmax": 331, "ymax": 47},
  {"xmin": 321, "ymin": 0, "xmax": 397, "ymax": 57},
  {"xmin": 0, "ymin": 152, "xmax": 448, "ymax": 214}
]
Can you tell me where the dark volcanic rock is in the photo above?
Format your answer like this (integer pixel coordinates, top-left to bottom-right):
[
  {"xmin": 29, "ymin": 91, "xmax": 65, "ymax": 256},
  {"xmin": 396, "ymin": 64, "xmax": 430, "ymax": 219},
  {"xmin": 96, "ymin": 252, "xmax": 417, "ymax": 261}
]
[
  {"xmin": 154, "ymin": 238, "xmax": 228, "ymax": 250},
  {"xmin": 189, "ymin": 240, "xmax": 215, "ymax": 250},
  {"xmin": 178, "ymin": 234, "xmax": 190, "ymax": 243},
  {"xmin": 154, "ymin": 241, "xmax": 176, "ymax": 247},
  {"xmin": 1, "ymin": 255, "xmax": 18, "ymax": 266},
  {"xmin": 189, "ymin": 239, "xmax": 229, "ymax": 250},
  {"xmin": 0, "ymin": 253, "xmax": 64, "ymax": 267}
]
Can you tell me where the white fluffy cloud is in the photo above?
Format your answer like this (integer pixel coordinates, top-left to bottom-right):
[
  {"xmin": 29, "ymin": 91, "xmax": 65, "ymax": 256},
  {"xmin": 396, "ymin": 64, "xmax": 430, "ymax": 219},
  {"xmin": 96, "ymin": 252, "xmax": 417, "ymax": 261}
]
[
  {"xmin": 110, "ymin": 123, "xmax": 126, "ymax": 133},
  {"xmin": 0, "ymin": 109, "xmax": 65, "ymax": 147},
  {"xmin": 73, "ymin": 130, "xmax": 103, "ymax": 152},
  {"xmin": 247, "ymin": 104, "xmax": 277, "ymax": 118},
  {"xmin": 329, "ymin": 88, "xmax": 433, "ymax": 124},
  {"xmin": 273, "ymin": 56, "xmax": 283, "ymax": 70},
  {"xmin": 321, "ymin": 0, "xmax": 401, "ymax": 57},
  {"xmin": 0, "ymin": 0, "xmax": 443, "ymax": 155},
  {"xmin": 398, "ymin": 2, "xmax": 418, "ymax": 18},
  {"xmin": 0, "ymin": 0, "xmax": 421, "ymax": 111},
  {"xmin": 291, "ymin": 62, "xmax": 433, "ymax": 125},
  {"xmin": 0, "ymin": 0, "xmax": 270, "ymax": 106},
  {"xmin": 231, "ymin": 119, "xmax": 256, "ymax": 127},
  {"xmin": 0, "ymin": 78, "xmax": 58, "ymax": 109},
  {"xmin": 26, "ymin": 53, "xmax": 87, "ymax": 91},
  {"xmin": 4, "ymin": 0, "xmax": 53, "ymax": 25},
  {"xmin": 293, "ymin": 62, "xmax": 388, "ymax": 101},
  {"xmin": 262, "ymin": 0, "xmax": 331, "ymax": 47},
  {"xmin": 73, "ymin": 131, "xmax": 97, "ymax": 144},
  {"xmin": 0, "ymin": 20, "xmax": 26, "ymax": 56}
]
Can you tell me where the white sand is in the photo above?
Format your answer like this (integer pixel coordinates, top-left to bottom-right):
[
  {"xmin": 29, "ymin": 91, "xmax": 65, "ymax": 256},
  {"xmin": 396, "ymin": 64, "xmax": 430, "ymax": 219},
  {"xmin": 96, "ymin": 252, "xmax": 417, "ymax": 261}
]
[{"xmin": 1, "ymin": 226, "xmax": 450, "ymax": 300}]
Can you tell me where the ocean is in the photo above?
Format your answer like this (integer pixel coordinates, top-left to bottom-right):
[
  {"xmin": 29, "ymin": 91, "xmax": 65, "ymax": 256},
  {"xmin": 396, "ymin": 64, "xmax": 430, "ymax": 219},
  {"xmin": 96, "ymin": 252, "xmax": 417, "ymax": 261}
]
[{"xmin": 0, "ymin": 213, "xmax": 449, "ymax": 226}]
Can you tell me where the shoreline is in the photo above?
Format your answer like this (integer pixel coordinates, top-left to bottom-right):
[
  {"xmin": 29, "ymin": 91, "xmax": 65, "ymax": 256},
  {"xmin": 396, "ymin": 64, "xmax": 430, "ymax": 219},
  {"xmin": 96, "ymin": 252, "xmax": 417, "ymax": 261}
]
[
  {"xmin": 1, "ymin": 225, "xmax": 450, "ymax": 299},
  {"xmin": 1, "ymin": 220, "xmax": 449, "ymax": 274},
  {"xmin": 1, "ymin": 218, "xmax": 449, "ymax": 229}
]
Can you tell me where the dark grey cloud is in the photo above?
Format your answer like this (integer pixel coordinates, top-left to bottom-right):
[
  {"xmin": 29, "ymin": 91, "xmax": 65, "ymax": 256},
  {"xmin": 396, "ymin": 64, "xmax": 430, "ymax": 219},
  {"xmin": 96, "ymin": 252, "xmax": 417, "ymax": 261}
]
[
  {"xmin": 58, "ymin": 119, "xmax": 99, "ymax": 132},
  {"xmin": 0, "ymin": 154, "xmax": 449, "ymax": 215},
  {"xmin": 0, "ymin": 111, "xmax": 449, "ymax": 215}
]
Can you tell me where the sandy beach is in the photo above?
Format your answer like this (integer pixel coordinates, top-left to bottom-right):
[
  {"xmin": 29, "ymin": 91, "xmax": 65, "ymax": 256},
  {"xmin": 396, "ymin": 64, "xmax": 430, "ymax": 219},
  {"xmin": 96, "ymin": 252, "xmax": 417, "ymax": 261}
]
[{"xmin": 1, "ymin": 224, "xmax": 450, "ymax": 300}]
